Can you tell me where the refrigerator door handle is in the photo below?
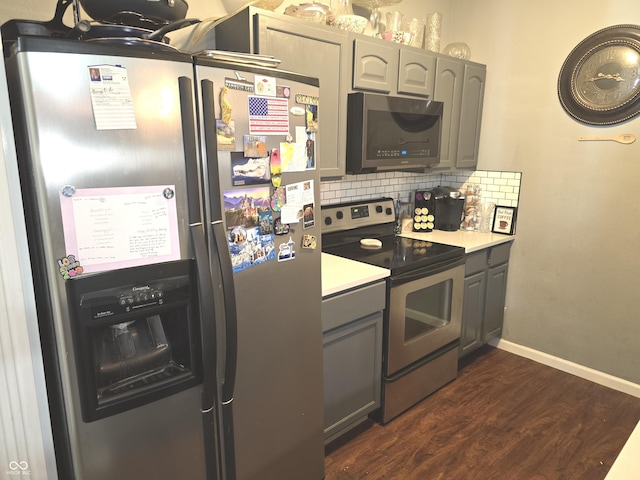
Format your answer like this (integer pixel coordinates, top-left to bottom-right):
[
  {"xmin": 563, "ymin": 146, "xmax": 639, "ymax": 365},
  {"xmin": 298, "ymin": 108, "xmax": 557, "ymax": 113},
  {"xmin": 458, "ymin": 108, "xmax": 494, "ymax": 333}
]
[
  {"xmin": 201, "ymin": 77, "xmax": 238, "ymax": 480},
  {"xmin": 179, "ymin": 76, "xmax": 204, "ymax": 227},
  {"xmin": 179, "ymin": 76, "xmax": 220, "ymax": 480},
  {"xmin": 201, "ymin": 78, "xmax": 238, "ymax": 404}
]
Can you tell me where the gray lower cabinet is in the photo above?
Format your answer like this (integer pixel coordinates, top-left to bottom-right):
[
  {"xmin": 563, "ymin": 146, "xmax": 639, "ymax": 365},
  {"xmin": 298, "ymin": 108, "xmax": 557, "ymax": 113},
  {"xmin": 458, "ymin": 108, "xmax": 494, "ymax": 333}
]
[
  {"xmin": 460, "ymin": 242, "xmax": 512, "ymax": 357},
  {"xmin": 214, "ymin": 7, "xmax": 349, "ymax": 178},
  {"xmin": 322, "ymin": 281, "xmax": 385, "ymax": 443}
]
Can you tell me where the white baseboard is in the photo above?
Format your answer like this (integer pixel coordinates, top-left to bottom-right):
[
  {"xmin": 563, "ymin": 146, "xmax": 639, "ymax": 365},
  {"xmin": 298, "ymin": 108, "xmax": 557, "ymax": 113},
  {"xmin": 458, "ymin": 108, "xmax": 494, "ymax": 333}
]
[{"xmin": 488, "ymin": 338, "xmax": 640, "ymax": 398}]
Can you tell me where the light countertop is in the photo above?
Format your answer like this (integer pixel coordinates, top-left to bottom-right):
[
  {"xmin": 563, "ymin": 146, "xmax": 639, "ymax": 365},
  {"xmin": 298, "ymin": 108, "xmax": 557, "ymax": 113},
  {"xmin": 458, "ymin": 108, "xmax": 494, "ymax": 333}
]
[
  {"xmin": 321, "ymin": 253, "xmax": 389, "ymax": 298},
  {"xmin": 399, "ymin": 230, "xmax": 515, "ymax": 253},
  {"xmin": 321, "ymin": 230, "xmax": 515, "ymax": 297}
]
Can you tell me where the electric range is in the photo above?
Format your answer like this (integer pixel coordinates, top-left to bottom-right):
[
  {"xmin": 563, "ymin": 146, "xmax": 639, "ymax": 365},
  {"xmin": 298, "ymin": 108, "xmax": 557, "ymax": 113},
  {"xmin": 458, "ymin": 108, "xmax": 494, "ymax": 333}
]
[
  {"xmin": 321, "ymin": 197, "xmax": 466, "ymax": 424},
  {"xmin": 321, "ymin": 198, "xmax": 464, "ymax": 275}
]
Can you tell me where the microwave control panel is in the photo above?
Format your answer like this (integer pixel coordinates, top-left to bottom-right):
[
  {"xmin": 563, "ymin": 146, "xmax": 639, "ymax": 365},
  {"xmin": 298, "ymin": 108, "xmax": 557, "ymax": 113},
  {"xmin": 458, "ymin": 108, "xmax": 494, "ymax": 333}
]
[{"xmin": 375, "ymin": 147, "xmax": 430, "ymax": 159}]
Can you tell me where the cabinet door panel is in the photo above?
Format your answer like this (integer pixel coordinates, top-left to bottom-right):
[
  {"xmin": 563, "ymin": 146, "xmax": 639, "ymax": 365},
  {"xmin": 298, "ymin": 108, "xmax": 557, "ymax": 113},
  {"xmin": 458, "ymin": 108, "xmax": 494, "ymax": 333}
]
[
  {"xmin": 255, "ymin": 15, "xmax": 349, "ymax": 177},
  {"xmin": 434, "ymin": 57, "xmax": 464, "ymax": 170},
  {"xmin": 457, "ymin": 63, "xmax": 486, "ymax": 169},
  {"xmin": 352, "ymin": 37, "xmax": 398, "ymax": 93},
  {"xmin": 484, "ymin": 263, "xmax": 508, "ymax": 340},
  {"xmin": 323, "ymin": 312, "xmax": 382, "ymax": 443},
  {"xmin": 398, "ymin": 49, "xmax": 436, "ymax": 97},
  {"xmin": 460, "ymin": 271, "xmax": 486, "ymax": 356}
]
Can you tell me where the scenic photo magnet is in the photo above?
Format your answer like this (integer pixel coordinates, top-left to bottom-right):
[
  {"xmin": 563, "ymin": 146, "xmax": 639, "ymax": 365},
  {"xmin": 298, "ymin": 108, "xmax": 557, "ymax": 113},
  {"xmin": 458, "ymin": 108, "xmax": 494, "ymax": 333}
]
[{"xmin": 231, "ymin": 152, "xmax": 270, "ymax": 186}]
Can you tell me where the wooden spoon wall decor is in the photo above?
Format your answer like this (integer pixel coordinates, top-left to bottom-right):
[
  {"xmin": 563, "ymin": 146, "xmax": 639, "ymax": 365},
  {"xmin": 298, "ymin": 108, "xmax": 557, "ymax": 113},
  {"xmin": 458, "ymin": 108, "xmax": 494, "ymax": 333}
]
[{"xmin": 578, "ymin": 134, "xmax": 636, "ymax": 144}]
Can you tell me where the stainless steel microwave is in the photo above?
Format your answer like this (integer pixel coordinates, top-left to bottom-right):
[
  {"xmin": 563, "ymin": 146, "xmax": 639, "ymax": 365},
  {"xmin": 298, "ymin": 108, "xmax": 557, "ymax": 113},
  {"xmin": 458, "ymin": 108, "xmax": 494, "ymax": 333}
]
[{"xmin": 346, "ymin": 92, "xmax": 443, "ymax": 174}]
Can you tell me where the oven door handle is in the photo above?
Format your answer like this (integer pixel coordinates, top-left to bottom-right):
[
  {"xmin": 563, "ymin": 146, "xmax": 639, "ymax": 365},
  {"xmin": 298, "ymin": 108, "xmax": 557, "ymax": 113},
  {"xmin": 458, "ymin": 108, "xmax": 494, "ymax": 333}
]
[{"xmin": 389, "ymin": 256, "xmax": 466, "ymax": 287}]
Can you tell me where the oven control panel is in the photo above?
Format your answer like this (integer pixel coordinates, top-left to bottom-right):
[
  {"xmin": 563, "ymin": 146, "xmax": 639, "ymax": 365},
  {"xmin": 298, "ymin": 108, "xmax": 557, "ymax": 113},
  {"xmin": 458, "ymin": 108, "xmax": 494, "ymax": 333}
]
[{"xmin": 321, "ymin": 198, "xmax": 395, "ymax": 233}]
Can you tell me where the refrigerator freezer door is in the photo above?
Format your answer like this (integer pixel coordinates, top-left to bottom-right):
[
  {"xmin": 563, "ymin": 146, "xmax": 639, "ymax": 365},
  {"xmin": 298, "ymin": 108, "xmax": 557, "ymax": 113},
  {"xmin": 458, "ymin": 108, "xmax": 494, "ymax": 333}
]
[
  {"xmin": 195, "ymin": 60, "xmax": 325, "ymax": 480},
  {"xmin": 6, "ymin": 38, "xmax": 212, "ymax": 480}
]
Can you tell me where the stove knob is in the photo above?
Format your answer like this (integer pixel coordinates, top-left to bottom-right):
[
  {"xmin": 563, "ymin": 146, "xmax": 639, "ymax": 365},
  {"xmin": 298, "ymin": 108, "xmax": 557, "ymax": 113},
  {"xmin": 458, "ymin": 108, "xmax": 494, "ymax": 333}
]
[
  {"xmin": 375, "ymin": 205, "xmax": 383, "ymax": 213},
  {"xmin": 386, "ymin": 207, "xmax": 393, "ymax": 215},
  {"xmin": 336, "ymin": 211, "xmax": 344, "ymax": 220},
  {"xmin": 324, "ymin": 216, "xmax": 332, "ymax": 226}
]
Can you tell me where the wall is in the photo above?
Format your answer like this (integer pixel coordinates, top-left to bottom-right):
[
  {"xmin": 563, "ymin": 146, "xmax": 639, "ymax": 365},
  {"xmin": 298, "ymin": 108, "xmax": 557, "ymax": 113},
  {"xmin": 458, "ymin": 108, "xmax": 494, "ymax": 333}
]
[
  {"xmin": 0, "ymin": 32, "xmax": 57, "ymax": 479},
  {"xmin": 448, "ymin": 0, "xmax": 640, "ymax": 384}
]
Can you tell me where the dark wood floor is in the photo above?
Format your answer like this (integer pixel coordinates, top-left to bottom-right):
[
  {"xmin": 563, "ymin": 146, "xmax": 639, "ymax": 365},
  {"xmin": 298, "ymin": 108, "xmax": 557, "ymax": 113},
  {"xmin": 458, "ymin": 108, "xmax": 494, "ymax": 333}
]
[{"xmin": 325, "ymin": 346, "xmax": 640, "ymax": 480}]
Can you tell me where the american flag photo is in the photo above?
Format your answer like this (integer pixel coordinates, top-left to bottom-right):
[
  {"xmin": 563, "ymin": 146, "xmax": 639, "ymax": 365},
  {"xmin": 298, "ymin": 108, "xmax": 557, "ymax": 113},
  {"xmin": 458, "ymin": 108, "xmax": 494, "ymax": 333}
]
[{"xmin": 248, "ymin": 96, "xmax": 290, "ymax": 135}]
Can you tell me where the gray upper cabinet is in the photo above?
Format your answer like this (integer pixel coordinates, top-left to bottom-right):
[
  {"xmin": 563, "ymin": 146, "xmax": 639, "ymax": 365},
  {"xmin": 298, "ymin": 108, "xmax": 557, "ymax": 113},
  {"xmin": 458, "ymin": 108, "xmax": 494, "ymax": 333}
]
[
  {"xmin": 434, "ymin": 57, "xmax": 486, "ymax": 170},
  {"xmin": 457, "ymin": 63, "xmax": 486, "ymax": 169},
  {"xmin": 433, "ymin": 56, "xmax": 464, "ymax": 170},
  {"xmin": 214, "ymin": 7, "xmax": 349, "ymax": 178},
  {"xmin": 398, "ymin": 48, "xmax": 436, "ymax": 98},
  {"xmin": 352, "ymin": 36, "xmax": 398, "ymax": 93},
  {"xmin": 215, "ymin": 8, "xmax": 485, "ymax": 177},
  {"xmin": 351, "ymin": 35, "xmax": 436, "ymax": 98}
]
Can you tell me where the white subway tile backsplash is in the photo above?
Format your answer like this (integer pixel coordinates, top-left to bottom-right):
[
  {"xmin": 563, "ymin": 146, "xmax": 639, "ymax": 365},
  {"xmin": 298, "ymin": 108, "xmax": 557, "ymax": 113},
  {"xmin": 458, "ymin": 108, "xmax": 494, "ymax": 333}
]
[{"xmin": 320, "ymin": 170, "xmax": 522, "ymax": 212}]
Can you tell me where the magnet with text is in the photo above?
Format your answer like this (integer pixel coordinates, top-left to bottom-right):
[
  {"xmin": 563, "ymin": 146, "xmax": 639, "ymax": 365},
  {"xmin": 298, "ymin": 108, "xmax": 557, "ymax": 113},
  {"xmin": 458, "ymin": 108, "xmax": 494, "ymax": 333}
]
[
  {"xmin": 302, "ymin": 234, "xmax": 317, "ymax": 249},
  {"xmin": 225, "ymin": 75, "xmax": 253, "ymax": 93}
]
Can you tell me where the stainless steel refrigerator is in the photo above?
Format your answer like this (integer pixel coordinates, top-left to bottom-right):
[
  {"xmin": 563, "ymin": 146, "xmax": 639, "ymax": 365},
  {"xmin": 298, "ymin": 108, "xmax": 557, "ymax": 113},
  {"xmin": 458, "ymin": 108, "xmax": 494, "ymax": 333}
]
[{"xmin": 5, "ymin": 37, "xmax": 324, "ymax": 480}]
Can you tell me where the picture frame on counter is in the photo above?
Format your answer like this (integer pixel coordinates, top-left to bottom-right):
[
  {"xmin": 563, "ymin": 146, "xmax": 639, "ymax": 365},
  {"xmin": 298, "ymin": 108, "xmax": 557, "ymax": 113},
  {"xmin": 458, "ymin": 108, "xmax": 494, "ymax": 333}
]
[{"xmin": 492, "ymin": 206, "xmax": 517, "ymax": 235}]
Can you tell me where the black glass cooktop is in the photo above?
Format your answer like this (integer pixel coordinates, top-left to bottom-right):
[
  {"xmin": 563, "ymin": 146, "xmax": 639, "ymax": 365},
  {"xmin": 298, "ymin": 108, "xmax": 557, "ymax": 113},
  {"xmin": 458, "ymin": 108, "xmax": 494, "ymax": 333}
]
[{"xmin": 322, "ymin": 226, "xmax": 464, "ymax": 275}]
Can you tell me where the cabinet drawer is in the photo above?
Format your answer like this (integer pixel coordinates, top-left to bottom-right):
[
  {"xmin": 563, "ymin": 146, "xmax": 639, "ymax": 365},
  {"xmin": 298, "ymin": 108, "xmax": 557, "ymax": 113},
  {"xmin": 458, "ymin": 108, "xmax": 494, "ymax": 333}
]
[
  {"xmin": 322, "ymin": 281, "xmax": 386, "ymax": 332},
  {"xmin": 465, "ymin": 250, "xmax": 487, "ymax": 276},
  {"xmin": 489, "ymin": 242, "xmax": 512, "ymax": 266}
]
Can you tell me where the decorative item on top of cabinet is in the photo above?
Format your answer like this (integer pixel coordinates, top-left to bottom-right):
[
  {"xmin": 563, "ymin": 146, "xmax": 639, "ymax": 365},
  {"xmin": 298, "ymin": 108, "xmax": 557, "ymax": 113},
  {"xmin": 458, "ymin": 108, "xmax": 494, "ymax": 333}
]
[
  {"xmin": 425, "ymin": 12, "xmax": 442, "ymax": 52},
  {"xmin": 351, "ymin": 0, "xmax": 404, "ymax": 36},
  {"xmin": 284, "ymin": 2, "xmax": 331, "ymax": 23},
  {"xmin": 443, "ymin": 42, "xmax": 471, "ymax": 60},
  {"xmin": 460, "ymin": 242, "xmax": 512, "ymax": 357}
]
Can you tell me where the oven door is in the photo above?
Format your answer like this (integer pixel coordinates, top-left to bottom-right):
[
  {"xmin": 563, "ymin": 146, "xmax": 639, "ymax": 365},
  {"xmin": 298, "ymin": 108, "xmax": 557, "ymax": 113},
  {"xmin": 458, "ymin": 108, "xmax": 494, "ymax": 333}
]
[{"xmin": 386, "ymin": 259, "xmax": 465, "ymax": 376}]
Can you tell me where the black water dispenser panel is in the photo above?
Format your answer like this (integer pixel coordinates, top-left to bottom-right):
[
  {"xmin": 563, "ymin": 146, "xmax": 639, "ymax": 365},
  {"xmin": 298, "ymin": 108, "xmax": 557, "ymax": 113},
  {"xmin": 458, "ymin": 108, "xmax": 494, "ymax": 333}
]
[{"xmin": 66, "ymin": 260, "xmax": 202, "ymax": 422}]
